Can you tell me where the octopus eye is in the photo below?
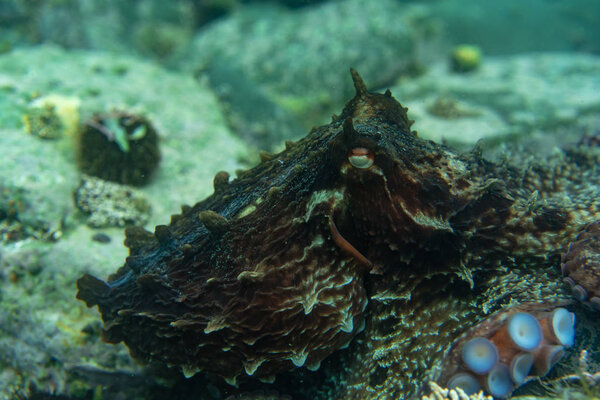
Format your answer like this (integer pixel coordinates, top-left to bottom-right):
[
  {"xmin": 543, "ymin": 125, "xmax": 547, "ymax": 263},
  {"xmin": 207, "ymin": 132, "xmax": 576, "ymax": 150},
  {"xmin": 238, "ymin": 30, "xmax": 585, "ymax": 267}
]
[{"xmin": 348, "ymin": 147, "xmax": 374, "ymax": 169}]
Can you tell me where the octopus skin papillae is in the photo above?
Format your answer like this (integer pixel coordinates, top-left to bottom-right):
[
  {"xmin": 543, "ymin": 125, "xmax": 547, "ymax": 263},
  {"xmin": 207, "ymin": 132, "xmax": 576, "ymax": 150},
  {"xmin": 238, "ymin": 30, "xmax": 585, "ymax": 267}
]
[{"xmin": 77, "ymin": 70, "xmax": 600, "ymax": 399}]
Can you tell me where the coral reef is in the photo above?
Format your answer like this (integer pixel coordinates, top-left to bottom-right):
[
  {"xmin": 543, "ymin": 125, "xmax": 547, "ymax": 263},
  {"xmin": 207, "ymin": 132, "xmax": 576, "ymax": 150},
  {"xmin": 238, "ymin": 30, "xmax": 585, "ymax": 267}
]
[
  {"xmin": 73, "ymin": 175, "xmax": 151, "ymax": 228},
  {"xmin": 76, "ymin": 70, "xmax": 600, "ymax": 398},
  {"xmin": 562, "ymin": 221, "xmax": 600, "ymax": 310},
  {"xmin": 77, "ymin": 111, "xmax": 161, "ymax": 186}
]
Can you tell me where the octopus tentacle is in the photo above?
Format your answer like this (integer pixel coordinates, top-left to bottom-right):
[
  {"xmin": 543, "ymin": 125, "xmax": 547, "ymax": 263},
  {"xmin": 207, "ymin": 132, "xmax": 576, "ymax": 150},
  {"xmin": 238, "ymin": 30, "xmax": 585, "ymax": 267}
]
[{"xmin": 562, "ymin": 220, "xmax": 600, "ymax": 310}]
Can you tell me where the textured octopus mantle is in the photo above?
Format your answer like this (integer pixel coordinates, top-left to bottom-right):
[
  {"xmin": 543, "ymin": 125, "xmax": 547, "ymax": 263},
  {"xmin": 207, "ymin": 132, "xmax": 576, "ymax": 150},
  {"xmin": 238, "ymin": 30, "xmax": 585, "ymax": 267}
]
[{"xmin": 77, "ymin": 70, "xmax": 600, "ymax": 399}]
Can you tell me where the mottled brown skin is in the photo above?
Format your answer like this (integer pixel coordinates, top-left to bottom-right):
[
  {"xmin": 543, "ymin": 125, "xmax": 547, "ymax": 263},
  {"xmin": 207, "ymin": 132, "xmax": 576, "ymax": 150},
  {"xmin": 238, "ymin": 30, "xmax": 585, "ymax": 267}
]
[
  {"xmin": 77, "ymin": 70, "xmax": 600, "ymax": 399},
  {"xmin": 562, "ymin": 221, "xmax": 600, "ymax": 309}
]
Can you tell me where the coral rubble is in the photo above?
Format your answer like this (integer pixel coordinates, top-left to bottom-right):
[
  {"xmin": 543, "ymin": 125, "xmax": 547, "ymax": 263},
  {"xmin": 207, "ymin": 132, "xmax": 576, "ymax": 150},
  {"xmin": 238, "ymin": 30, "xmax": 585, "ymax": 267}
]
[
  {"xmin": 73, "ymin": 175, "xmax": 151, "ymax": 228},
  {"xmin": 77, "ymin": 71, "xmax": 600, "ymax": 399},
  {"xmin": 22, "ymin": 103, "xmax": 63, "ymax": 140}
]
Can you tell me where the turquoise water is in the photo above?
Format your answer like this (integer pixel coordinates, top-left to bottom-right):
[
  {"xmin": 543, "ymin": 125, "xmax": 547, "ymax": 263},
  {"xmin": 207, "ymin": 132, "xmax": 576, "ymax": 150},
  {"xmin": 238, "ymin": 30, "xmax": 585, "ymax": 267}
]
[{"xmin": 1, "ymin": 1, "xmax": 599, "ymax": 399}]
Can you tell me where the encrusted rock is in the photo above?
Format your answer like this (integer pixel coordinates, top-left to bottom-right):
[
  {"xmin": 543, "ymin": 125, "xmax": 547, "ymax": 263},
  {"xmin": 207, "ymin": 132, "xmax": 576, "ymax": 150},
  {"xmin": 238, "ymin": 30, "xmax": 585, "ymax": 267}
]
[
  {"xmin": 22, "ymin": 103, "xmax": 63, "ymax": 139},
  {"xmin": 0, "ymin": 183, "xmax": 53, "ymax": 242},
  {"xmin": 73, "ymin": 175, "xmax": 151, "ymax": 228}
]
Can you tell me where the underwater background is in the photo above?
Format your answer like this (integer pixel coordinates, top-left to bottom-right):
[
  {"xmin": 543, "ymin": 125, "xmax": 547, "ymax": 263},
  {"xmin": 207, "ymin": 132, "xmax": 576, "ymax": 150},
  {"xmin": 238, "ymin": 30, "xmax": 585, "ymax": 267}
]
[{"xmin": 1, "ymin": 0, "xmax": 600, "ymax": 399}]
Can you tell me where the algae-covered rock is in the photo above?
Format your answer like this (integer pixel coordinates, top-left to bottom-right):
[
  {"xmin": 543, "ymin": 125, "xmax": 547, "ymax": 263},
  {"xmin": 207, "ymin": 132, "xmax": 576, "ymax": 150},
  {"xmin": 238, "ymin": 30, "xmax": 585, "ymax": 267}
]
[
  {"xmin": 181, "ymin": 0, "xmax": 431, "ymax": 126},
  {"xmin": 203, "ymin": 59, "xmax": 306, "ymax": 151},
  {"xmin": 0, "ymin": 45, "xmax": 250, "ymax": 229},
  {"xmin": 0, "ymin": 128, "xmax": 78, "ymax": 241},
  {"xmin": 390, "ymin": 53, "xmax": 600, "ymax": 148},
  {"xmin": 0, "ymin": 45, "xmax": 249, "ymax": 397},
  {"xmin": 74, "ymin": 175, "xmax": 151, "ymax": 228},
  {"xmin": 22, "ymin": 103, "xmax": 64, "ymax": 140}
]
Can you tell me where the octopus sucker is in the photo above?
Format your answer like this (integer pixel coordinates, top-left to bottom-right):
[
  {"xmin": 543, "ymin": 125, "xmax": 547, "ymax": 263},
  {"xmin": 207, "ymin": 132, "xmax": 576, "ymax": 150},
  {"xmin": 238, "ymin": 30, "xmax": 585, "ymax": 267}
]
[
  {"xmin": 562, "ymin": 220, "xmax": 600, "ymax": 310},
  {"xmin": 439, "ymin": 305, "xmax": 576, "ymax": 398},
  {"xmin": 77, "ymin": 70, "xmax": 600, "ymax": 398}
]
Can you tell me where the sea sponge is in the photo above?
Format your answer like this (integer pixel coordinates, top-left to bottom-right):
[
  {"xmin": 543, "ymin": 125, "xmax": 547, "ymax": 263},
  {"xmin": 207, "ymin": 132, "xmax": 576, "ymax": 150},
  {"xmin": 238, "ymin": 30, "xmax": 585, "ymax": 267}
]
[{"xmin": 77, "ymin": 111, "xmax": 161, "ymax": 186}]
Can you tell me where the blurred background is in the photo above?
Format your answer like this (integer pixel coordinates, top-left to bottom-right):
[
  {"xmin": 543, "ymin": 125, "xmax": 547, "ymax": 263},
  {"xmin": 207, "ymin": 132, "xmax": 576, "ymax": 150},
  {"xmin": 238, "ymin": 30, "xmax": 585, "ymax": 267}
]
[{"xmin": 2, "ymin": 0, "xmax": 599, "ymax": 151}]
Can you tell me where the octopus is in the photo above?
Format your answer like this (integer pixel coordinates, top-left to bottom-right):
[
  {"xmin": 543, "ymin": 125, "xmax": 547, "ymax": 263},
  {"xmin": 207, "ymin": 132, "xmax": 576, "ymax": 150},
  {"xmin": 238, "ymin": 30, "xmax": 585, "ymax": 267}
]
[
  {"xmin": 77, "ymin": 70, "xmax": 600, "ymax": 399},
  {"xmin": 562, "ymin": 221, "xmax": 600, "ymax": 309}
]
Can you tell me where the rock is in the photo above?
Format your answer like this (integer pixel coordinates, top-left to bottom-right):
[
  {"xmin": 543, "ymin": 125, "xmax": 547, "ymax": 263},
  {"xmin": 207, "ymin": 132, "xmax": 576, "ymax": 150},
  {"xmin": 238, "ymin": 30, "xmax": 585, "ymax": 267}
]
[
  {"xmin": 0, "ymin": 226, "xmax": 136, "ymax": 396},
  {"xmin": 390, "ymin": 53, "xmax": 600, "ymax": 148},
  {"xmin": 180, "ymin": 0, "xmax": 429, "ymax": 127},
  {"xmin": 0, "ymin": 45, "xmax": 250, "ymax": 232},
  {"xmin": 0, "ymin": 45, "xmax": 249, "ymax": 397},
  {"xmin": 203, "ymin": 59, "xmax": 305, "ymax": 150},
  {"xmin": 74, "ymin": 175, "xmax": 151, "ymax": 228}
]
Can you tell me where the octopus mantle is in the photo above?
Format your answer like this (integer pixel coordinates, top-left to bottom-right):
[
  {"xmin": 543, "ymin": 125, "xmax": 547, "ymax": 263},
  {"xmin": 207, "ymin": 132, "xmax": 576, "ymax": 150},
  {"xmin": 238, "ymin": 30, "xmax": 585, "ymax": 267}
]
[{"xmin": 77, "ymin": 70, "xmax": 600, "ymax": 398}]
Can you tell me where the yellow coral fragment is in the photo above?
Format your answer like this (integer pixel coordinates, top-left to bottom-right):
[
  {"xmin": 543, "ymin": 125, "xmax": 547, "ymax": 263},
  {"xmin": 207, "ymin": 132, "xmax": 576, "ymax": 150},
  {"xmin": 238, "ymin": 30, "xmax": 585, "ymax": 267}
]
[{"xmin": 31, "ymin": 94, "xmax": 81, "ymax": 137}]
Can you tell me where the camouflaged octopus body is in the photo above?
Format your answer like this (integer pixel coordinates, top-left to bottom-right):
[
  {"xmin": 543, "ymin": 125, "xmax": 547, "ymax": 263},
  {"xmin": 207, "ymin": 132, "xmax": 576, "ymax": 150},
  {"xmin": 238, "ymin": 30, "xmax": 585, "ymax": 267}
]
[{"xmin": 77, "ymin": 71, "xmax": 600, "ymax": 398}]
